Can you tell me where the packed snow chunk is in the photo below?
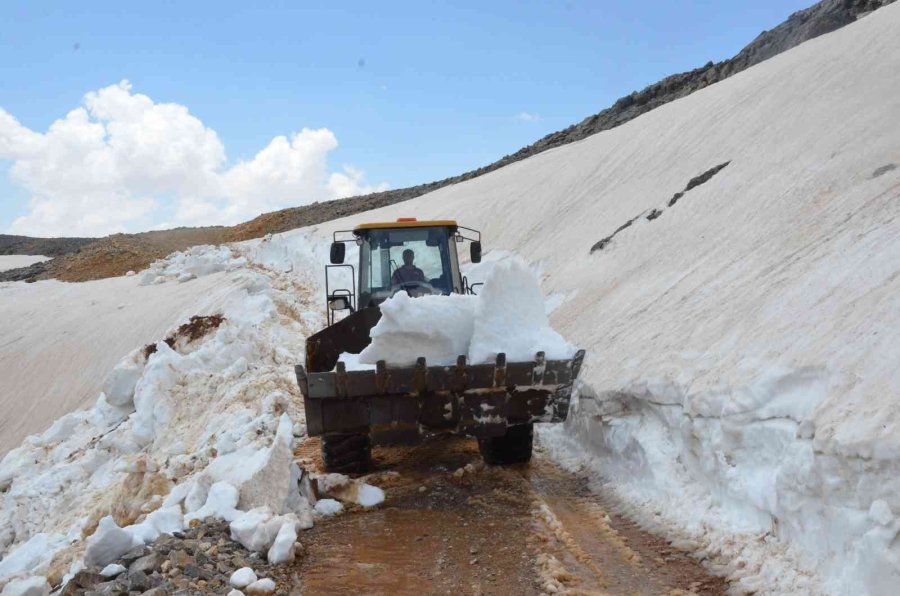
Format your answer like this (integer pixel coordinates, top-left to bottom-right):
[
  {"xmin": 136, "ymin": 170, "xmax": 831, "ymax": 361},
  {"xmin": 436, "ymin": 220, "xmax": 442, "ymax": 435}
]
[
  {"xmin": 245, "ymin": 578, "xmax": 276, "ymax": 594},
  {"xmin": 316, "ymin": 474, "xmax": 385, "ymax": 508},
  {"xmin": 229, "ymin": 567, "xmax": 258, "ymax": 589},
  {"xmin": 229, "ymin": 509, "xmax": 301, "ymax": 554},
  {"xmin": 99, "ymin": 563, "xmax": 126, "ymax": 578},
  {"xmin": 184, "ymin": 476, "xmax": 212, "ymax": 513},
  {"xmin": 102, "ymin": 349, "xmax": 145, "ymax": 408},
  {"xmin": 184, "ymin": 481, "xmax": 240, "ymax": 524},
  {"xmin": 229, "ymin": 508, "xmax": 276, "ymax": 553},
  {"xmin": 206, "ymin": 414, "xmax": 295, "ymax": 512},
  {"xmin": 355, "ymin": 484, "xmax": 386, "ymax": 508},
  {"xmin": 354, "ymin": 258, "xmax": 572, "ymax": 367},
  {"xmin": 469, "ymin": 258, "xmax": 574, "ymax": 363},
  {"xmin": 125, "ymin": 506, "xmax": 185, "ymax": 545},
  {"xmin": 314, "ymin": 499, "xmax": 343, "ymax": 517},
  {"xmin": 83, "ymin": 517, "xmax": 135, "ymax": 567},
  {"xmin": 266, "ymin": 520, "xmax": 298, "ymax": 565},
  {"xmin": 0, "ymin": 577, "xmax": 49, "ymax": 596},
  {"xmin": 358, "ymin": 292, "xmax": 476, "ymax": 366},
  {"xmin": 0, "ymin": 533, "xmax": 68, "ymax": 581},
  {"xmin": 140, "ymin": 245, "xmax": 245, "ymax": 285}
]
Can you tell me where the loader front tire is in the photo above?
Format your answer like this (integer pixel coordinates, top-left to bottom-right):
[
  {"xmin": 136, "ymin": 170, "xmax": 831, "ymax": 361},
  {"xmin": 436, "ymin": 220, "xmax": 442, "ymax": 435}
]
[
  {"xmin": 322, "ymin": 432, "xmax": 372, "ymax": 474},
  {"xmin": 478, "ymin": 423, "xmax": 533, "ymax": 465}
]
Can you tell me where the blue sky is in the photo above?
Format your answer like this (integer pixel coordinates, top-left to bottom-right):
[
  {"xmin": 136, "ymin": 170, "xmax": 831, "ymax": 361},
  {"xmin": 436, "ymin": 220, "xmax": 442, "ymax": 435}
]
[{"xmin": 0, "ymin": 0, "xmax": 812, "ymax": 236}]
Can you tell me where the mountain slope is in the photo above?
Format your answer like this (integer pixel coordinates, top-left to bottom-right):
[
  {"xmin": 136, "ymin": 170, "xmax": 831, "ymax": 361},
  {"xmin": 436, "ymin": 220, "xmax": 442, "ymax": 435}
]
[{"xmin": 1, "ymin": 0, "xmax": 895, "ymax": 284}]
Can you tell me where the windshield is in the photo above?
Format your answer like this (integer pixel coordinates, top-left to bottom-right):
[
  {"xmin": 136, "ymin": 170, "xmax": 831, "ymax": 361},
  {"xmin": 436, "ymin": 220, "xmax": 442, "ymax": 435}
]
[{"xmin": 359, "ymin": 227, "xmax": 455, "ymax": 306}]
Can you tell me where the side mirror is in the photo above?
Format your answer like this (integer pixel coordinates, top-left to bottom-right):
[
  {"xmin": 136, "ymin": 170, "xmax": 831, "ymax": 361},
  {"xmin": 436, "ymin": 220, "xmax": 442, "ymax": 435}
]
[
  {"xmin": 328, "ymin": 296, "xmax": 351, "ymax": 311},
  {"xmin": 330, "ymin": 242, "xmax": 345, "ymax": 264},
  {"xmin": 470, "ymin": 241, "xmax": 482, "ymax": 264}
]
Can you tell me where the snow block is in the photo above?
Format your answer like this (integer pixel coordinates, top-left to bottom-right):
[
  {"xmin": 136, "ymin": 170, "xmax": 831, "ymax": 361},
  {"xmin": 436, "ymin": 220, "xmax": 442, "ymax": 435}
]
[
  {"xmin": 469, "ymin": 258, "xmax": 573, "ymax": 364},
  {"xmin": 359, "ymin": 292, "xmax": 476, "ymax": 366},
  {"xmin": 313, "ymin": 499, "xmax": 343, "ymax": 517},
  {"xmin": 184, "ymin": 481, "xmax": 240, "ymax": 524},
  {"xmin": 245, "ymin": 578, "xmax": 276, "ymax": 594},
  {"xmin": 229, "ymin": 567, "xmax": 257, "ymax": 589},
  {"xmin": 0, "ymin": 577, "xmax": 50, "ymax": 596},
  {"xmin": 235, "ymin": 414, "xmax": 295, "ymax": 512},
  {"xmin": 266, "ymin": 521, "xmax": 298, "ymax": 565},
  {"xmin": 99, "ymin": 563, "xmax": 126, "ymax": 578},
  {"xmin": 84, "ymin": 517, "xmax": 134, "ymax": 567},
  {"xmin": 102, "ymin": 349, "xmax": 145, "ymax": 408}
]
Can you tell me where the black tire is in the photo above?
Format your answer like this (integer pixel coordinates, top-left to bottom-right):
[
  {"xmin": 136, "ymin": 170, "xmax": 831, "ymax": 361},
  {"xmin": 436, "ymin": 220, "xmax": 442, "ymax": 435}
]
[
  {"xmin": 478, "ymin": 424, "xmax": 533, "ymax": 465},
  {"xmin": 322, "ymin": 433, "xmax": 372, "ymax": 474}
]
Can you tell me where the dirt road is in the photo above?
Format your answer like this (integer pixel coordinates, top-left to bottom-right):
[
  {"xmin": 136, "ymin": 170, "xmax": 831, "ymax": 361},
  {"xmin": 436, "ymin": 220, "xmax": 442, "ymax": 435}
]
[{"xmin": 274, "ymin": 436, "xmax": 727, "ymax": 595}]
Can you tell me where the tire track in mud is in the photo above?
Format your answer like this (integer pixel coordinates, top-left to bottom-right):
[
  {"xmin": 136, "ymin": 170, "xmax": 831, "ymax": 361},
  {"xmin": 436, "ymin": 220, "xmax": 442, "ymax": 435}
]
[{"xmin": 279, "ymin": 436, "xmax": 727, "ymax": 595}]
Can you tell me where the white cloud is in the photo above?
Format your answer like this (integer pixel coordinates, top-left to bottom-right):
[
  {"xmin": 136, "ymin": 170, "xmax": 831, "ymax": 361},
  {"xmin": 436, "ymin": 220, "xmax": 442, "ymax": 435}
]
[
  {"xmin": 0, "ymin": 81, "xmax": 387, "ymax": 236},
  {"xmin": 515, "ymin": 111, "xmax": 541, "ymax": 123}
]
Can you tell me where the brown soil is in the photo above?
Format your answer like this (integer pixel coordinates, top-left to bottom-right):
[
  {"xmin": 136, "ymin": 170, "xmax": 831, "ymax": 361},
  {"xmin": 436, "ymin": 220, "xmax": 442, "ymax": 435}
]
[
  {"xmin": 277, "ymin": 436, "xmax": 727, "ymax": 595},
  {"xmin": 45, "ymin": 227, "xmax": 229, "ymax": 282},
  {"xmin": 142, "ymin": 314, "xmax": 226, "ymax": 358}
]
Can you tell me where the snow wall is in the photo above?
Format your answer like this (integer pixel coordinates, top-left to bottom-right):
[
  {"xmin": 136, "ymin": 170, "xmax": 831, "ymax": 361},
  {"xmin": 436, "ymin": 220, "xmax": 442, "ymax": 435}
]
[{"xmin": 289, "ymin": 6, "xmax": 900, "ymax": 594}]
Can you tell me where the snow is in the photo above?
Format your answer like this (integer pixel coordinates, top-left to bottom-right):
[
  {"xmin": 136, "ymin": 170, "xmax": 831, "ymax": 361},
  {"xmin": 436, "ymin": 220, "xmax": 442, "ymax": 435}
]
[
  {"xmin": 83, "ymin": 517, "xmax": 134, "ymax": 568},
  {"xmin": 0, "ymin": 576, "xmax": 49, "ymax": 596},
  {"xmin": 0, "ymin": 234, "xmax": 327, "ymax": 585},
  {"xmin": 266, "ymin": 521, "xmax": 298, "ymax": 564},
  {"xmin": 0, "ymin": 268, "xmax": 249, "ymax": 456},
  {"xmin": 99, "ymin": 563, "xmax": 125, "ymax": 577},
  {"xmin": 355, "ymin": 257, "xmax": 573, "ymax": 368},
  {"xmin": 184, "ymin": 482, "xmax": 240, "ymax": 524},
  {"xmin": 1, "ymin": 4, "xmax": 899, "ymax": 593},
  {"xmin": 359, "ymin": 292, "xmax": 475, "ymax": 366},
  {"xmin": 245, "ymin": 578, "xmax": 276, "ymax": 594},
  {"xmin": 230, "ymin": 567, "xmax": 258, "ymax": 588},
  {"xmin": 315, "ymin": 474, "xmax": 385, "ymax": 508},
  {"xmin": 313, "ymin": 499, "xmax": 343, "ymax": 516},
  {"xmin": 0, "ymin": 256, "xmax": 50, "ymax": 272},
  {"xmin": 0, "ymin": 534, "xmax": 67, "ymax": 582},
  {"xmin": 355, "ymin": 484, "xmax": 386, "ymax": 508}
]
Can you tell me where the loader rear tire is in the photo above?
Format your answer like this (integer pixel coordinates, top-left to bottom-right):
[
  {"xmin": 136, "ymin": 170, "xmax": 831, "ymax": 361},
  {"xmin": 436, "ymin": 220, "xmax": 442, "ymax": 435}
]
[
  {"xmin": 321, "ymin": 432, "xmax": 372, "ymax": 474},
  {"xmin": 478, "ymin": 423, "xmax": 533, "ymax": 465}
]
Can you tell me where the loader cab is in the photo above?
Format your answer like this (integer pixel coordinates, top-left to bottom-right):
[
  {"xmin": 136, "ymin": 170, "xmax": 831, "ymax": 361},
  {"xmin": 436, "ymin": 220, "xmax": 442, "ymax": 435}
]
[{"xmin": 326, "ymin": 218, "xmax": 481, "ymax": 320}]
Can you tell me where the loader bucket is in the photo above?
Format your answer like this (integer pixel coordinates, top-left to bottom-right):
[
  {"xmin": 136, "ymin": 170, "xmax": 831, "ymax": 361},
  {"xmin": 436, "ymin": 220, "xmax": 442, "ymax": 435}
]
[{"xmin": 295, "ymin": 350, "xmax": 586, "ymax": 444}]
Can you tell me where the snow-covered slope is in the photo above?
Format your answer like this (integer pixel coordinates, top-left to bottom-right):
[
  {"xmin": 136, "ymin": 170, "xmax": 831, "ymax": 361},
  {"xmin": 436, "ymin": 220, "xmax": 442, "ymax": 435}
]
[
  {"xmin": 0, "ymin": 248, "xmax": 248, "ymax": 456},
  {"xmin": 2, "ymin": 5, "xmax": 899, "ymax": 595},
  {"xmin": 276, "ymin": 7, "xmax": 900, "ymax": 593},
  {"xmin": 0, "ymin": 255, "xmax": 49, "ymax": 272}
]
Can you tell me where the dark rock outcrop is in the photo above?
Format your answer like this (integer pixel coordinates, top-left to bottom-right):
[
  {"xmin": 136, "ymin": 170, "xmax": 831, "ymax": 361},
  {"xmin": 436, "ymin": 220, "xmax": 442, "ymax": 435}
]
[{"xmin": 0, "ymin": 234, "xmax": 94, "ymax": 257}]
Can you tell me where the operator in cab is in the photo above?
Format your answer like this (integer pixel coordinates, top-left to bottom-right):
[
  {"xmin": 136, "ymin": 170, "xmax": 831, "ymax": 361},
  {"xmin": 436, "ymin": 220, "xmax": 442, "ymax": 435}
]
[{"xmin": 391, "ymin": 248, "xmax": 426, "ymax": 286}]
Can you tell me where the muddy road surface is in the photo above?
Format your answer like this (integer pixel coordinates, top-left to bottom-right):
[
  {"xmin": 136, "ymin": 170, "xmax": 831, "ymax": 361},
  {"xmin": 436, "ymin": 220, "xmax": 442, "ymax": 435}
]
[{"xmin": 276, "ymin": 435, "xmax": 727, "ymax": 595}]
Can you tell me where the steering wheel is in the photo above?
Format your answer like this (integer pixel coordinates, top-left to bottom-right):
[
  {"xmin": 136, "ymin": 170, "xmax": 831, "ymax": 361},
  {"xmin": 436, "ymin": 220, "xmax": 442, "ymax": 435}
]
[{"xmin": 392, "ymin": 281, "xmax": 439, "ymax": 297}]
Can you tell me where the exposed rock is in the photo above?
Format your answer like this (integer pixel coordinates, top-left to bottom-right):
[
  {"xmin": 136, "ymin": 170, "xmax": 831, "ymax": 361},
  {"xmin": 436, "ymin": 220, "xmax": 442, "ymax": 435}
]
[
  {"xmin": 61, "ymin": 519, "xmax": 285, "ymax": 596},
  {"xmin": 128, "ymin": 552, "xmax": 162, "ymax": 575}
]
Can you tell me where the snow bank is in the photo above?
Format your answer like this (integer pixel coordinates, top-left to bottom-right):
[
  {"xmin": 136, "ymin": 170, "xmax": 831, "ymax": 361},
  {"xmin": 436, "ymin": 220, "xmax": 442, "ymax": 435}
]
[
  {"xmin": 0, "ymin": 236, "xmax": 326, "ymax": 590},
  {"xmin": 139, "ymin": 244, "xmax": 246, "ymax": 285},
  {"xmin": 355, "ymin": 258, "xmax": 573, "ymax": 367},
  {"xmin": 0, "ymin": 266, "xmax": 251, "ymax": 457}
]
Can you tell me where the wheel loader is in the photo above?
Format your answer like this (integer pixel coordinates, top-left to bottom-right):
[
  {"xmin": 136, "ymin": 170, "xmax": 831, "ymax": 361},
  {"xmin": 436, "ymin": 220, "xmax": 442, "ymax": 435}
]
[{"xmin": 294, "ymin": 218, "xmax": 585, "ymax": 473}]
